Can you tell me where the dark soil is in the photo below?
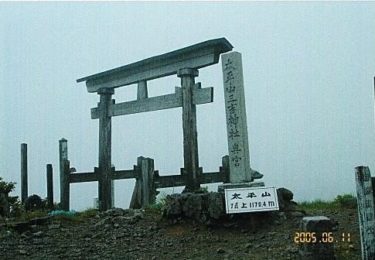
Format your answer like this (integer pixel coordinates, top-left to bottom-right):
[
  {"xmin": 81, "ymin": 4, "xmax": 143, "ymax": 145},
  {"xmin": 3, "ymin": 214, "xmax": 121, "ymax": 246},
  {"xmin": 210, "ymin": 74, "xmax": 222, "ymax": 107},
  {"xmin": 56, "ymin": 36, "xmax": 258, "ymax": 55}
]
[{"xmin": 0, "ymin": 207, "xmax": 360, "ymax": 259}]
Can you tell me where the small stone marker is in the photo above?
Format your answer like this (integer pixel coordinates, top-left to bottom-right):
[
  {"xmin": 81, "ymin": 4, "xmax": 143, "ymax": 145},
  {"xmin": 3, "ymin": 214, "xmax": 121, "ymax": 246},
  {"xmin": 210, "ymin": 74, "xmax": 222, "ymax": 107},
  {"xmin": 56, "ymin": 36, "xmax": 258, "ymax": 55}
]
[
  {"xmin": 355, "ymin": 166, "xmax": 375, "ymax": 260},
  {"xmin": 224, "ymin": 186, "xmax": 279, "ymax": 214},
  {"xmin": 298, "ymin": 216, "xmax": 335, "ymax": 260},
  {"xmin": 221, "ymin": 51, "xmax": 253, "ymax": 183}
]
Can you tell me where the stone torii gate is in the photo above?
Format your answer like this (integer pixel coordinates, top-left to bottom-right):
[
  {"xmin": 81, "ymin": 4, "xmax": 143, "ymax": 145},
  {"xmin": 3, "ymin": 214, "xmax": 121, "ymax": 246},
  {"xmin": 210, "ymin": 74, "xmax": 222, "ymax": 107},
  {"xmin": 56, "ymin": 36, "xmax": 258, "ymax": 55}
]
[{"xmin": 77, "ymin": 38, "xmax": 234, "ymax": 211}]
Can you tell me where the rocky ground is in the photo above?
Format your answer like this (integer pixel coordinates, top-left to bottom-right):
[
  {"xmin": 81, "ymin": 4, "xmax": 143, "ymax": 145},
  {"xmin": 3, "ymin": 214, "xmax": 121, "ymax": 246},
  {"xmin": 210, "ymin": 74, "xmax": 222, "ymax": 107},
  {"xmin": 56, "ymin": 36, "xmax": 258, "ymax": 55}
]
[{"xmin": 0, "ymin": 201, "xmax": 361, "ymax": 259}]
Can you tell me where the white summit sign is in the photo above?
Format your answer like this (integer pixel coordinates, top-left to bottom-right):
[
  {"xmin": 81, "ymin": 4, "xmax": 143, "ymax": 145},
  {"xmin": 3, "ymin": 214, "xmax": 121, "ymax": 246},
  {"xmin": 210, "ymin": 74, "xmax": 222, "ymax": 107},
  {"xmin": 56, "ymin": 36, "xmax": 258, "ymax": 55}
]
[{"xmin": 224, "ymin": 186, "xmax": 279, "ymax": 214}]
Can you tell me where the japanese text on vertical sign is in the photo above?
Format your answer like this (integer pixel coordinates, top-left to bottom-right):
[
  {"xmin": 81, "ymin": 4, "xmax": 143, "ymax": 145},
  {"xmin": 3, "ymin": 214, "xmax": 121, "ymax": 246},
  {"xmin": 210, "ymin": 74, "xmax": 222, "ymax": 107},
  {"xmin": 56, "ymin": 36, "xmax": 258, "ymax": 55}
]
[{"xmin": 224, "ymin": 58, "xmax": 243, "ymax": 167}]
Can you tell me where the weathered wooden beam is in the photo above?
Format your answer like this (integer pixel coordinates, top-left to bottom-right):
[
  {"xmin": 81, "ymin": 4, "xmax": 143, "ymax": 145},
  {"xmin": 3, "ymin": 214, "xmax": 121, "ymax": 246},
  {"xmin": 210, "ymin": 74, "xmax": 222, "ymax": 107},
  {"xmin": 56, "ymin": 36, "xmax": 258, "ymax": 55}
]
[
  {"xmin": 67, "ymin": 169, "xmax": 137, "ymax": 183},
  {"xmin": 77, "ymin": 38, "xmax": 233, "ymax": 93},
  {"xmin": 92, "ymin": 90, "xmax": 181, "ymax": 119},
  {"xmin": 199, "ymin": 171, "xmax": 227, "ymax": 184},
  {"xmin": 69, "ymin": 172, "xmax": 98, "ymax": 183},
  {"xmin": 46, "ymin": 164, "xmax": 53, "ymax": 208},
  {"xmin": 355, "ymin": 166, "xmax": 375, "ymax": 260},
  {"xmin": 193, "ymin": 84, "xmax": 213, "ymax": 104},
  {"xmin": 154, "ymin": 174, "xmax": 186, "ymax": 189},
  {"xmin": 98, "ymin": 88, "xmax": 114, "ymax": 211},
  {"xmin": 179, "ymin": 68, "xmax": 200, "ymax": 191},
  {"xmin": 112, "ymin": 169, "xmax": 138, "ymax": 180},
  {"xmin": 91, "ymin": 86, "xmax": 213, "ymax": 119},
  {"xmin": 20, "ymin": 143, "xmax": 28, "ymax": 203}
]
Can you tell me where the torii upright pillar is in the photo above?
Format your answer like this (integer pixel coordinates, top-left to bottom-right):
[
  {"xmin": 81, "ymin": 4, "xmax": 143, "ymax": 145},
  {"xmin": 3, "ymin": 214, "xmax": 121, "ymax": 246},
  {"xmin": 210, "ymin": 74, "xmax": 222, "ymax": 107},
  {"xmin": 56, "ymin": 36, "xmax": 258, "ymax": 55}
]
[
  {"xmin": 178, "ymin": 68, "xmax": 201, "ymax": 191},
  {"xmin": 98, "ymin": 88, "xmax": 114, "ymax": 211}
]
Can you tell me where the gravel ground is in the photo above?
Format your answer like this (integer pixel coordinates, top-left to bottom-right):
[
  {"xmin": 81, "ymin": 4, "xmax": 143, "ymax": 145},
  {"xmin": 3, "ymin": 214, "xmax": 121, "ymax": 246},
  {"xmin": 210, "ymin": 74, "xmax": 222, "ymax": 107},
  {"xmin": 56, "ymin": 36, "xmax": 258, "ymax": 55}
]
[{"xmin": 0, "ymin": 207, "xmax": 361, "ymax": 259}]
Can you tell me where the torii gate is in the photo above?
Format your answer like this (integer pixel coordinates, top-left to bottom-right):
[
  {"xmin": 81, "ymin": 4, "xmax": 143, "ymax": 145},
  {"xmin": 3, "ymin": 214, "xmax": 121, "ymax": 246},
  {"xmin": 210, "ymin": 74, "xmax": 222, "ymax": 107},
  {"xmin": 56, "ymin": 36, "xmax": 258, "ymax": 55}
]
[{"xmin": 76, "ymin": 38, "xmax": 260, "ymax": 211}]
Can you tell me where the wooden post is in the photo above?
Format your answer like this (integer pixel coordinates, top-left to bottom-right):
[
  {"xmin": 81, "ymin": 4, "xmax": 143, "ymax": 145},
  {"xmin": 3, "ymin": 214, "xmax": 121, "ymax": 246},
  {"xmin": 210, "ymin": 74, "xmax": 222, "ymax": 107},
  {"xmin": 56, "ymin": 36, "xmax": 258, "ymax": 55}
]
[
  {"xmin": 60, "ymin": 160, "xmax": 70, "ymax": 211},
  {"xmin": 222, "ymin": 155, "xmax": 230, "ymax": 182},
  {"xmin": 98, "ymin": 88, "xmax": 114, "ymax": 211},
  {"xmin": 140, "ymin": 157, "xmax": 155, "ymax": 207},
  {"xmin": 130, "ymin": 159, "xmax": 143, "ymax": 209},
  {"xmin": 59, "ymin": 138, "xmax": 69, "ymax": 210},
  {"xmin": 355, "ymin": 166, "xmax": 375, "ymax": 260},
  {"xmin": 20, "ymin": 143, "xmax": 28, "ymax": 203},
  {"xmin": 137, "ymin": 81, "xmax": 148, "ymax": 100},
  {"xmin": 178, "ymin": 68, "xmax": 200, "ymax": 192},
  {"xmin": 46, "ymin": 164, "xmax": 53, "ymax": 208}
]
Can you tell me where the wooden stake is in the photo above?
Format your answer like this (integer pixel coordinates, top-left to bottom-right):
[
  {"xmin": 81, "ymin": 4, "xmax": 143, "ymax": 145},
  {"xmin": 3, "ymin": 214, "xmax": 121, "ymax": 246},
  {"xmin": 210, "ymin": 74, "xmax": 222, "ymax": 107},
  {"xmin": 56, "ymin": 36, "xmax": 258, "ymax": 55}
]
[
  {"xmin": 59, "ymin": 138, "xmax": 69, "ymax": 210},
  {"xmin": 46, "ymin": 164, "xmax": 53, "ymax": 208},
  {"xmin": 21, "ymin": 143, "xmax": 28, "ymax": 203}
]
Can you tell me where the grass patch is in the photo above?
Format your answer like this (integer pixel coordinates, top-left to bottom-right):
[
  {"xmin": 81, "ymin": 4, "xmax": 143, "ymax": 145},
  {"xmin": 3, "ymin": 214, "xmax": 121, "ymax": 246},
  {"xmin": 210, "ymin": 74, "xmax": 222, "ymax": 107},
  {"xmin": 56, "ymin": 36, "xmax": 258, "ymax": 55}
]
[
  {"xmin": 333, "ymin": 194, "xmax": 357, "ymax": 209},
  {"xmin": 77, "ymin": 208, "xmax": 98, "ymax": 219},
  {"xmin": 298, "ymin": 194, "xmax": 357, "ymax": 211},
  {"xmin": 16, "ymin": 209, "xmax": 49, "ymax": 221},
  {"xmin": 146, "ymin": 192, "xmax": 168, "ymax": 214}
]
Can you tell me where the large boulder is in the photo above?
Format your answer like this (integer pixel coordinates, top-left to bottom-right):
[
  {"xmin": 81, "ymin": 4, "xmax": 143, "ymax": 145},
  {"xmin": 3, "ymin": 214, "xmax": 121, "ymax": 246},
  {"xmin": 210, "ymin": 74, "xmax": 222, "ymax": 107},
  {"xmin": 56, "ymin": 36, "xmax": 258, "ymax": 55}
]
[
  {"xmin": 163, "ymin": 192, "xmax": 226, "ymax": 223},
  {"xmin": 24, "ymin": 194, "xmax": 43, "ymax": 211},
  {"xmin": 163, "ymin": 187, "xmax": 302, "ymax": 223},
  {"xmin": 277, "ymin": 188, "xmax": 297, "ymax": 211}
]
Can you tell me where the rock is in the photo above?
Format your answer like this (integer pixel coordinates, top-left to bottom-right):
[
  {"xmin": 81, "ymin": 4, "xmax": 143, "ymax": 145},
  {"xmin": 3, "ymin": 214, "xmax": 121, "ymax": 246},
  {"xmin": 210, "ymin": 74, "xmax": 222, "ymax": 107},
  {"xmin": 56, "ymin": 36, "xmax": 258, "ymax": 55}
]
[
  {"xmin": 217, "ymin": 248, "xmax": 226, "ymax": 254},
  {"xmin": 163, "ymin": 192, "xmax": 227, "ymax": 223},
  {"xmin": 131, "ymin": 209, "xmax": 144, "ymax": 220},
  {"xmin": 21, "ymin": 232, "xmax": 30, "ymax": 239},
  {"xmin": 48, "ymin": 223, "xmax": 61, "ymax": 230},
  {"xmin": 182, "ymin": 193, "xmax": 203, "ymax": 219},
  {"xmin": 287, "ymin": 211, "xmax": 305, "ymax": 218},
  {"xmin": 286, "ymin": 246, "xmax": 298, "ymax": 253},
  {"xmin": 277, "ymin": 188, "xmax": 295, "ymax": 211},
  {"xmin": 32, "ymin": 231, "xmax": 43, "ymax": 237},
  {"xmin": 105, "ymin": 208, "xmax": 125, "ymax": 217},
  {"xmin": 19, "ymin": 249, "xmax": 27, "ymax": 255},
  {"xmin": 24, "ymin": 194, "xmax": 43, "ymax": 211},
  {"xmin": 163, "ymin": 194, "xmax": 182, "ymax": 217},
  {"xmin": 95, "ymin": 217, "xmax": 112, "ymax": 228},
  {"xmin": 299, "ymin": 216, "xmax": 335, "ymax": 259},
  {"xmin": 278, "ymin": 188, "xmax": 293, "ymax": 201},
  {"xmin": 207, "ymin": 192, "xmax": 225, "ymax": 219}
]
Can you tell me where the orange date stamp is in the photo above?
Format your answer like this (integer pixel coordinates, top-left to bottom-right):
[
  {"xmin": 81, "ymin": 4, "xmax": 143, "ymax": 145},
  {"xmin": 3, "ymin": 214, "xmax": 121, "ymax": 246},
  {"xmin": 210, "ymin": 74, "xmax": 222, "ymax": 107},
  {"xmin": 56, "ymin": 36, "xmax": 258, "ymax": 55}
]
[{"xmin": 294, "ymin": 232, "xmax": 351, "ymax": 244}]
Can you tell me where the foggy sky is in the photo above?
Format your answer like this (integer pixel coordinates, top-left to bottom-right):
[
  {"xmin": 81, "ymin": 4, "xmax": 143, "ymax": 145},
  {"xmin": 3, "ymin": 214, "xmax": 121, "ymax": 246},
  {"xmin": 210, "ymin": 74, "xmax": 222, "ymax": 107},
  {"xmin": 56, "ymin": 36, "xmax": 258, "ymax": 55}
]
[{"xmin": 1, "ymin": 2, "xmax": 375, "ymax": 210}]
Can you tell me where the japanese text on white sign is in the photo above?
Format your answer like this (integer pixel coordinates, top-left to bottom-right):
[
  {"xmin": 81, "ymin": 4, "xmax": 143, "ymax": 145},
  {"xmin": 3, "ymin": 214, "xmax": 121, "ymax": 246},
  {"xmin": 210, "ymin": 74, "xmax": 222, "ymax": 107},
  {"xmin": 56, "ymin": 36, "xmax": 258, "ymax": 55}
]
[{"xmin": 224, "ymin": 186, "xmax": 279, "ymax": 214}]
